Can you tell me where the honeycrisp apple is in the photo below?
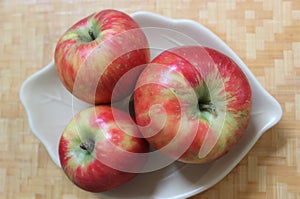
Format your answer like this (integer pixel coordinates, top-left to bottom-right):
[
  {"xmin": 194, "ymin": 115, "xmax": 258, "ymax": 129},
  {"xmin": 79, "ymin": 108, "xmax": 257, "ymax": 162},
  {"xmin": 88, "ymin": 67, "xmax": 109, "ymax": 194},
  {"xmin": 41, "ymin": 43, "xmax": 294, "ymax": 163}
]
[
  {"xmin": 134, "ymin": 46, "xmax": 252, "ymax": 164},
  {"xmin": 54, "ymin": 9, "xmax": 150, "ymax": 104},
  {"xmin": 58, "ymin": 106, "xmax": 149, "ymax": 192}
]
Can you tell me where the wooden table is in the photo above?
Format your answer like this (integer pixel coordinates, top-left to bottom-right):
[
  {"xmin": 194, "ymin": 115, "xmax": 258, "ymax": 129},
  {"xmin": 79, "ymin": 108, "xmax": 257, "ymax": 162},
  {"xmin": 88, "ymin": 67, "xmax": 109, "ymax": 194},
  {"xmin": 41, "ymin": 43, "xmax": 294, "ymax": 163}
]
[{"xmin": 1, "ymin": 0, "xmax": 299, "ymax": 198}]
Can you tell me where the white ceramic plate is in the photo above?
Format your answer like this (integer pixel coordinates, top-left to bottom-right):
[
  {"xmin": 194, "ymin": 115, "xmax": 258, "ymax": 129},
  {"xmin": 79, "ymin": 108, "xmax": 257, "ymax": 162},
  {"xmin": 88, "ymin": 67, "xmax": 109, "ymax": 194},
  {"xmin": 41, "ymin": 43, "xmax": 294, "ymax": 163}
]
[{"xmin": 20, "ymin": 11, "xmax": 282, "ymax": 199}]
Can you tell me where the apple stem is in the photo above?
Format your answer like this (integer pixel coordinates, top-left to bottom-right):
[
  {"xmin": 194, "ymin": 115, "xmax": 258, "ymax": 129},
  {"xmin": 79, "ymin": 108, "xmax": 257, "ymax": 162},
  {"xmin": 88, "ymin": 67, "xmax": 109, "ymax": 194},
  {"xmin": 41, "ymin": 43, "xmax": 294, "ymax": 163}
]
[
  {"xmin": 88, "ymin": 29, "xmax": 96, "ymax": 41},
  {"xmin": 80, "ymin": 140, "xmax": 95, "ymax": 154},
  {"xmin": 199, "ymin": 102, "xmax": 217, "ymax": 116}
]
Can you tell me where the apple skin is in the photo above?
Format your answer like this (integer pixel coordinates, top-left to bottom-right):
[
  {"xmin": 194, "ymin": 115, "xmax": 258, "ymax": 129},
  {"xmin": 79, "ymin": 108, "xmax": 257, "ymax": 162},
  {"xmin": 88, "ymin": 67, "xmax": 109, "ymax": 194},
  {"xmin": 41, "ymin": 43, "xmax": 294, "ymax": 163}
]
[
  {"xmin": 54, "ymin": 9, "xmax": 150, "ymax": 104},
  {"xmin": 134, "ymin": 46, "xmax": 252, "ymax": 164},
  {"xmin": 58, "ymin": 105, "xmax": 149, "ymax": 193}
]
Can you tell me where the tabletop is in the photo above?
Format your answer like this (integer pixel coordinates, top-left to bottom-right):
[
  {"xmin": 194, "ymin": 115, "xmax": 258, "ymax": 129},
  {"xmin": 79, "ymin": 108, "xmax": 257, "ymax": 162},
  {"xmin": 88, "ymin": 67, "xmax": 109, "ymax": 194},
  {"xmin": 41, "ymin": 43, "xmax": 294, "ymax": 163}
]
[{"xmin": 1, "ymin": 0, "xmax": 299, "ymax": 198}]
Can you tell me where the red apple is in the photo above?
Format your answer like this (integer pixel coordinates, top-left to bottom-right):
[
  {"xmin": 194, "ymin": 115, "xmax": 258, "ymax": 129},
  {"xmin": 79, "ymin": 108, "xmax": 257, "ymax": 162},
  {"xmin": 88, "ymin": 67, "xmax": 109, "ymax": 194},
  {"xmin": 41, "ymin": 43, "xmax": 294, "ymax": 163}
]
[
  {"xmin": 54, "ymin": 9, "xmax": 150, "ymax": 104},
  {"xmin": 134, "ymin": 46, "xmax": 252, "ymax": 164},
  {"xmin": 58, "ymin": 105, "xmax": 149, "ymax": 192}
]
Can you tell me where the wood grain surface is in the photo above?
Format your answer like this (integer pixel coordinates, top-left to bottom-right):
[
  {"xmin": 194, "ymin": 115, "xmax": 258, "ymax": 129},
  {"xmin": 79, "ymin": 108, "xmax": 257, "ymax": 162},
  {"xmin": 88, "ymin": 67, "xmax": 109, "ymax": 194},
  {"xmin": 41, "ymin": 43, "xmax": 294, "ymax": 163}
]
[{"xmin": 1, "ymin": 0, "xmax": 299, "ymax": 198}]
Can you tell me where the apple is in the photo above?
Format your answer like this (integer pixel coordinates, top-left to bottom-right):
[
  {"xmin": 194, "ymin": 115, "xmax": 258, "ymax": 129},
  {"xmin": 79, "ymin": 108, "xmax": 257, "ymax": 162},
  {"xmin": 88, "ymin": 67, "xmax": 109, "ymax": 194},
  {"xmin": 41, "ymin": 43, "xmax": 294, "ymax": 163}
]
[
  {"xmin": 58, "ymin": 105, "xmax": 149, "ymax": 192},
  {"xmin": 54, "ymin": 9, "xmax": 150, "ymax": 104},
  {"xmin": 134, "ymin": 46, "xmax": 252, "ymax": 164}
]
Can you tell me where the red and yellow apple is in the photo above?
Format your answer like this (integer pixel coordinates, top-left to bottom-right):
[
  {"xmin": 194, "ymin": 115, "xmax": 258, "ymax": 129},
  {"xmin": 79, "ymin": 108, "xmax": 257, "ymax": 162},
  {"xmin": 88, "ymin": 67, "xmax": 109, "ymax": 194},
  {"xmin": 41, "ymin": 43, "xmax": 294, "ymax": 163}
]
[
  {"xmin": 54, "ymin": 9, "xmax": 150, "ymax": 104},
  {"xmin": 134, "ymin": 46, "xmax": 252, "ymax": 164},
  {"xmin": 58, "ymin": 105, "xmax": 149, "ymax": 192}
]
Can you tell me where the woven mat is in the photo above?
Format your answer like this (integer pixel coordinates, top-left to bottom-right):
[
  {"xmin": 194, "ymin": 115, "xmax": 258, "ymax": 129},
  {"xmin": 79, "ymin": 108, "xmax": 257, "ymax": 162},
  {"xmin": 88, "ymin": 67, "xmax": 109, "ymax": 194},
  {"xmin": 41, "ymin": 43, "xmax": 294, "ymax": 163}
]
[{"xmin": 0, "ymin": 0, "xmax": 299, "ymax": 198}]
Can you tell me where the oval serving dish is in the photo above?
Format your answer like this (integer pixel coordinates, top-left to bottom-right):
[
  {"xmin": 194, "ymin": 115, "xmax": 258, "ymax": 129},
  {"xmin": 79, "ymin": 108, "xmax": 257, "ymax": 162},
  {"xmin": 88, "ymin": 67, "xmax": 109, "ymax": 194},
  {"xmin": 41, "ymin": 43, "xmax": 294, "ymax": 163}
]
[{"xmin": 20, "ymin": 11, "xmax": 282, "ymax": 199}]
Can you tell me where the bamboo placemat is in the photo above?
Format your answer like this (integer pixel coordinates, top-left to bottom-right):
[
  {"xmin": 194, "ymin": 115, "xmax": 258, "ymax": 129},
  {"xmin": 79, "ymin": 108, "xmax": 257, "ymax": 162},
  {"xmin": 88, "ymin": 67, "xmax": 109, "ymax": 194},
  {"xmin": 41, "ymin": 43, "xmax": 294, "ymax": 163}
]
[{"xmin": 0, "ymin": 0, "xmax": 299, "ymax": 198}]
